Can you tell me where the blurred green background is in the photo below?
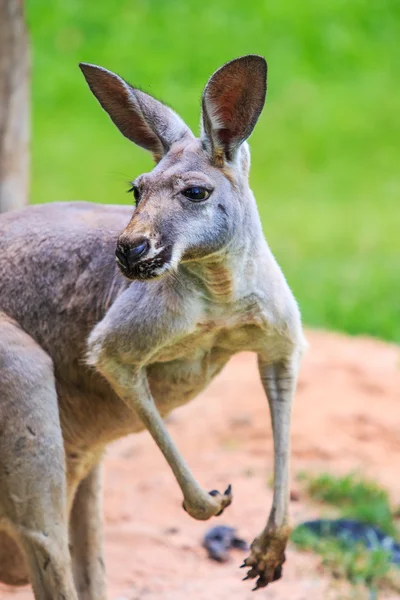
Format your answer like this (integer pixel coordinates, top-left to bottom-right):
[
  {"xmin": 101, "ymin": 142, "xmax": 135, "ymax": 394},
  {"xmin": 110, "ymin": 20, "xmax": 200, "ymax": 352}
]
[{"xmin": 27, "ymin": 0, "xmax": 400, "ymax": 341}]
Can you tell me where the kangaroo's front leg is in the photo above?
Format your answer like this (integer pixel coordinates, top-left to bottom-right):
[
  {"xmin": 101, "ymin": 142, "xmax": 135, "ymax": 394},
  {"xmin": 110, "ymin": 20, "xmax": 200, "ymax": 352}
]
[
  {"xmin": 98, "ymin": 359, "xmax": 232, "ymax": 520},
  {"xmin": 242, "ymin": 354, "xmax": 300, "ymax": 590}
]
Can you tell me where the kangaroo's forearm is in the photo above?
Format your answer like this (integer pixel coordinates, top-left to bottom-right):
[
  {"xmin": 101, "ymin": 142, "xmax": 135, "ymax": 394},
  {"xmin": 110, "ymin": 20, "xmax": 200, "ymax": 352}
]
[
  {"xmin": 95, "ymin": 358, "xmax": 231, "ymax": 520},
  {"xmin": 261, "ymin": 360, "xmax": 295, "ymax": 528},
  {"xmin": 241, "ymin": 353, "xmax": 300, "ymax": 590}
]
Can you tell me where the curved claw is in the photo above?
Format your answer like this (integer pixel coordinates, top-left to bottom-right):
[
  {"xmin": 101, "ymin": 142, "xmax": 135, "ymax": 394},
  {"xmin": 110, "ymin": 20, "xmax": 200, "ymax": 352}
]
[
  {"xmin": 251, "ymin": 562, "xmax": 284, "ymax": 591},
  {"xmin": 209, "ymin": 484, "xmax": 232, "ymax": 516}
]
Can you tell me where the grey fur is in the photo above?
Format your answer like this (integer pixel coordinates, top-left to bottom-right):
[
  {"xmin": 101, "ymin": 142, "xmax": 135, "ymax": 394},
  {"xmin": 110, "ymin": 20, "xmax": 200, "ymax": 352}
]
[{"xmin": 0, "ymin": 55, "xmax": 306, "ymax": 598}]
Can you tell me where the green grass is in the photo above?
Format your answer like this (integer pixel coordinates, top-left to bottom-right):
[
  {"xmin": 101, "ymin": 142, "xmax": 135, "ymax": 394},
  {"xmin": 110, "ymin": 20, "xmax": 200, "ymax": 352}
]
[
  {"xmin": 292, "ymin": 525, "xmax": 399, "ymax": 594},
  {"xmin": 303, "ymin": 472, "xmax": 396, "ymax": 535},
  {"xmin": 292, "ymin": 472, "xmax": 400, "ymax": 595},
  {"xmin": 26, "ymin": 0, "xmax": 400, "ymax": 341}
]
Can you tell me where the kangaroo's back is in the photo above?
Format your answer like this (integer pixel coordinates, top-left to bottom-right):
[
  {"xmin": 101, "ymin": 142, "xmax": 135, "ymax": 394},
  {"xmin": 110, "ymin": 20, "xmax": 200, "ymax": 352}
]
[{"xmin": 0, "ymin": 201, "xmax": 131, "ymax": 361}]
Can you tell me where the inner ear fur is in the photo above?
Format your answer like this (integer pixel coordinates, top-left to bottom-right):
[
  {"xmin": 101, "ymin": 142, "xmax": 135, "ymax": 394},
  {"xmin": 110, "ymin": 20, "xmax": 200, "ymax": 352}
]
[{"xmin": 201, "ymin": 55, "xmax": 267, "ymax": 165}]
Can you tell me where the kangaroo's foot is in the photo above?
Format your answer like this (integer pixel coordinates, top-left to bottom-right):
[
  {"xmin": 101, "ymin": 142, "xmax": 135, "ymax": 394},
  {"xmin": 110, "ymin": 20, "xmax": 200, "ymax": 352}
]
[{"xmin": 240, "ymin": 525, "xmax": 290, "ymax": 591}]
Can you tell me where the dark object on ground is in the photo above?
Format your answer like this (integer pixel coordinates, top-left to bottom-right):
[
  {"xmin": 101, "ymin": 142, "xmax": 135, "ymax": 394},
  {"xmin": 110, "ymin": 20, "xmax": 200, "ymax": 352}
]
[
  {"xmin": 203, "ymin": 525, "xmax": 248, "ymax": 562},
  {"xmin": 297, "ymin": 519, "xmax": 400, "ymax": 564}
]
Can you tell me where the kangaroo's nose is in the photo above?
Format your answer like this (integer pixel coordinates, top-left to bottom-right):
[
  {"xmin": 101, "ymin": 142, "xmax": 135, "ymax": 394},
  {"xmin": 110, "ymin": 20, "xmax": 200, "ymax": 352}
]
[{"xmin": 116, "ymin": 237, "xmax": 150, "ymax": 270}]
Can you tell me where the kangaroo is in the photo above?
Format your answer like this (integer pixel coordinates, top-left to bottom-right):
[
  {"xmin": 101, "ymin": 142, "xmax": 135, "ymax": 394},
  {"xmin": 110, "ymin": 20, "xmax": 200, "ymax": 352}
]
[{"xmin": 0, "ymin": 55, "xmax": 306, "ymax": 598}]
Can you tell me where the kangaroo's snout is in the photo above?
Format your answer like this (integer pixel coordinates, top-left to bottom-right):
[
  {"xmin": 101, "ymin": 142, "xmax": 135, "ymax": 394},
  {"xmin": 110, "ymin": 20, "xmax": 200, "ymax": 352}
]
[
  {"xmin": 116, "ymin": 234, "xmax": 173, "ymax": 281},
  {"xmin": 116, "ymin": 237, "xmax": 150, "ymax": 270}
]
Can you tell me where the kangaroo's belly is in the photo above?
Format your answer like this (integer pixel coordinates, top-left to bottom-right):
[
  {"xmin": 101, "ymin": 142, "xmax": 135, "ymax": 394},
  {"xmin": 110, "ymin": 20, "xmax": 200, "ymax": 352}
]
[{"xmin": 56, "ymin": 346, "xmax": 233, "ymax": 460}]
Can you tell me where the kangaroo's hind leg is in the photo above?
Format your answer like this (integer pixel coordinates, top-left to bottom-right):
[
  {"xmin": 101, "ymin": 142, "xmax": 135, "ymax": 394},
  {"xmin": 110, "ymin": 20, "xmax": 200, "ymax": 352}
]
[
  {"xmin": 0, "ymin": 313, "xmax": 78, "ymax": 600},
  {"xmin": 70, "ymin": 462, "xmax": 107, "ymax": 600}
]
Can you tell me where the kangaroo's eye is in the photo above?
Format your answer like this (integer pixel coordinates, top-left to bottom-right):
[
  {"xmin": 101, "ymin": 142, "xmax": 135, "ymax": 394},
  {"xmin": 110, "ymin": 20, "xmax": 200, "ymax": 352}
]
[
  {"xmin": 128, "ymin": 184, "xmax": 141, "ymax": 204},
  {"xmin": 182, "ymin": 187, "xmax": 211, "ymax": 202}
]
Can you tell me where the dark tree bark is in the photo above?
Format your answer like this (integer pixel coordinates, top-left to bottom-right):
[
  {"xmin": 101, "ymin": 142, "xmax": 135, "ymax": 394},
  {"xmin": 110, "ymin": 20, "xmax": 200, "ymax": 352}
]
[{"xmin": 0, "ymin": 0, "xmax": 29, "ymax": 212}]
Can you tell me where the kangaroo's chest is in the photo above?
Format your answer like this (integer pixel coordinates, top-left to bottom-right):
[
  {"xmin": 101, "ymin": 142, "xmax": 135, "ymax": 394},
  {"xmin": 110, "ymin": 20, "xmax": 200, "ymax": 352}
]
[
  {"xmin": 146, "ymin": 300, "xmax": 266, "ymax": 414},
  {"xmin": 152, "ymin": 297, "xmax": 265, "ymax": 364}
]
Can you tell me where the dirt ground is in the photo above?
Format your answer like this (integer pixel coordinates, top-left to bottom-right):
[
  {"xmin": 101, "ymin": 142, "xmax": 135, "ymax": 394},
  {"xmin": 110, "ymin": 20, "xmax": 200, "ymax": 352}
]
[{"xmin": 1, "ymin": 330, "xmax": 400, "ymax": 600}]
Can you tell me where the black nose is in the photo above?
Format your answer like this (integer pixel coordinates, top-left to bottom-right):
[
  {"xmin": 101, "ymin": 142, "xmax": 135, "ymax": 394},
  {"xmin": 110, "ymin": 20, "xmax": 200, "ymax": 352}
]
[
  {"xmin": 128, "ymin": 238, "xmax": 150, "ymax": 261},
  {"xmin": 116, "ymin": 238, "xmax": 150, "ymax": 270}
]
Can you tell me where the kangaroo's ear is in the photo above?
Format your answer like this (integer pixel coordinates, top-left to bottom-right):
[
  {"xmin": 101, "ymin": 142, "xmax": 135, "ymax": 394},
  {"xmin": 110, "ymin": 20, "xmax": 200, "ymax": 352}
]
[
  {"xmin": 201, "ymin": 55, "xmax": 267, "ymax": 165},
  {"xmin": 79, "ymin": 63, "xmax": 193, "ymax": 161}
]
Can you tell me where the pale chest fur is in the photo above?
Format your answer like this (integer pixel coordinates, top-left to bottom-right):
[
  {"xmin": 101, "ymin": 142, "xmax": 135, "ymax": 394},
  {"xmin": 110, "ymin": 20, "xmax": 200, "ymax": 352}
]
[{"xmin": 145, "ymin": 294, "xmax": 272, "ymax": 416}]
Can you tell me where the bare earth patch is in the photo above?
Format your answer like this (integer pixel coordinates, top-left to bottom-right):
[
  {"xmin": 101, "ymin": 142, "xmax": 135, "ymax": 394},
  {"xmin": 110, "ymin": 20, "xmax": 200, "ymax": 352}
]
[{"xmin": 1, "ymin": 330, "xmax": 400, "ymax": 599}]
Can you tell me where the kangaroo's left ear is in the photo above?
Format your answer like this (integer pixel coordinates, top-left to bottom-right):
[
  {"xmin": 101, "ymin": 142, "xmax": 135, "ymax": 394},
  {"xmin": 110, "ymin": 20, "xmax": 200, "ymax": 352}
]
[
  {"xmin": 201, "ymin": 55, "xmax": 267, "ymax": 165},
  {"xmin": 79, "ymin": 63, "xmax": 193, "ymax": 162}
]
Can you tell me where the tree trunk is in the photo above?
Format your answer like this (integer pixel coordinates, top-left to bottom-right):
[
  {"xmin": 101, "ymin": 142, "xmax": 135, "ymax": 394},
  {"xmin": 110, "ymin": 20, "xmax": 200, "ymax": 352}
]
[{"xmin": 0, "ymin": 0, "xmax": 29, "ymax": 213}]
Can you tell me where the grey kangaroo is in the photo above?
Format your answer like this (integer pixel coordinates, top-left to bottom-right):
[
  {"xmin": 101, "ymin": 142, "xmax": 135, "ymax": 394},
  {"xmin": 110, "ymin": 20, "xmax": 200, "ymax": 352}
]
[{"xmin": 0, "ymin": 55, "xmax": 306, "ymax": 598}]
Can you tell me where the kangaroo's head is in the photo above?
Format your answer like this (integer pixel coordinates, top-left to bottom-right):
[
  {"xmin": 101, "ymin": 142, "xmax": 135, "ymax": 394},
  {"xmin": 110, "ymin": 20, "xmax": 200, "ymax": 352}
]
[{"xmin": 80, "ymin": 55, "xmax": 267, "ymax": 281}]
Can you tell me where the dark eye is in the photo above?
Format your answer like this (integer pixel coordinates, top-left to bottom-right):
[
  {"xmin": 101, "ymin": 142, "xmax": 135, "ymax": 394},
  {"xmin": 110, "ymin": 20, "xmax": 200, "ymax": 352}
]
[
  {"xmin": 182, "ymin": 187, "xmax": 211, "ymax": 202},
  {"xmin": 128, "ymin": 184, "xmax": 141, "ymax": 205}
]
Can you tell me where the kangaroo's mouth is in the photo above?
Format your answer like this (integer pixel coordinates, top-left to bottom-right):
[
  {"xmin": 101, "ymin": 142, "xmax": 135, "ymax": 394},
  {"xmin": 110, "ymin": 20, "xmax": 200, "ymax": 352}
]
[{"xmin": 116, "ymin": 245, "xmax": 173, "ymax": 281}]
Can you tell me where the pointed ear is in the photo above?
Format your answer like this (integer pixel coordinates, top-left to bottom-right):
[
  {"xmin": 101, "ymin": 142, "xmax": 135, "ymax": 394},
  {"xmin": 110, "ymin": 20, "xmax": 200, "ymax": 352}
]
[
  {"xmin": 79, "ymin": 63, "xmax": 193, "ymax": 161},
  {"xmin": 201, "ymin": 55, "xmax": 267, "ymax": 165}
]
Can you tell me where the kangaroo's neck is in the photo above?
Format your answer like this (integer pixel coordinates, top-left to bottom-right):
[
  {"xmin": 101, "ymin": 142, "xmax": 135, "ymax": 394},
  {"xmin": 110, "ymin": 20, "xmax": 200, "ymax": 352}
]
[
  {"xmin": 181, "ymin": 210, "xmax": 266, "ymax": 305},
  {"xmin": 100, "ymin": 263, "xmax": 131, "ymax": 314},
  {"xmin": 182, "ymin": 256, "xmax": 235, "ymax": 302}
]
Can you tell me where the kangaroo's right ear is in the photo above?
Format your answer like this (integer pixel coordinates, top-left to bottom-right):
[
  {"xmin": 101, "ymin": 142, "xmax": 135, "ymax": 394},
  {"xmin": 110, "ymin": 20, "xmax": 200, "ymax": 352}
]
[
  {"xmin": 79, "ymin": 63, "xmax": 193, "ymax": 161},
  {"xmin": 201, "ymin": 55, "xmax": 267, "ymax": 165}
]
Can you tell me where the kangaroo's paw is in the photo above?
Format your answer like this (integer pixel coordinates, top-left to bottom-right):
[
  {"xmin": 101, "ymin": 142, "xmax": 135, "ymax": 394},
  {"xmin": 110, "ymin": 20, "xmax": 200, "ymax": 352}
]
[
  {"xmin": 182, "ymin": 485, "xmax": 233, "ymax": 520},
  {"xmin": 240, "ymin": 526, "xmax": 289, "ymax": 591}
]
